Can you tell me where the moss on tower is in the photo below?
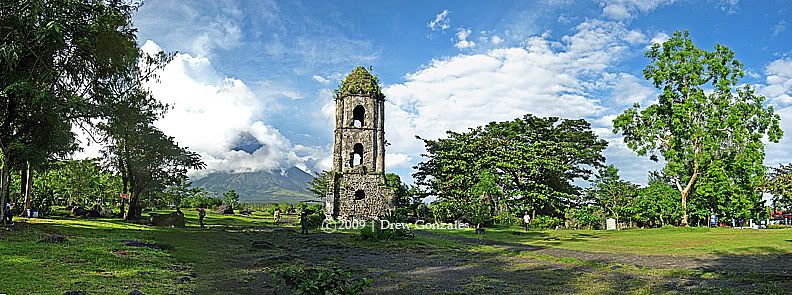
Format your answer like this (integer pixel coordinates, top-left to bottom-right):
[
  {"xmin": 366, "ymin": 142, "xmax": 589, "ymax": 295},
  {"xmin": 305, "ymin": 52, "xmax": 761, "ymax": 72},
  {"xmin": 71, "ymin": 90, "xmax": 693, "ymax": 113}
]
[{"xmin": 337, "ymin": 66, "xmax": 382, "ymax": 97}]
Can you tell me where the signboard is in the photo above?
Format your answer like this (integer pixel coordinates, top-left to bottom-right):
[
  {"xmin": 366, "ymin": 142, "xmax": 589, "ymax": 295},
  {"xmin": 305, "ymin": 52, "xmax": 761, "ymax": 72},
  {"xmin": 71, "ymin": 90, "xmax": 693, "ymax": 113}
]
[
  {"xmin": 606, "ymin": 218, "xmax": 616, "ymax": 230},
  {"xmin": 120, "ymin": 193, "xmax": 129, "ymax": 199},
  {"xmin": 709, "ymin": 214, "xmax": 718, "ymax": 226}
]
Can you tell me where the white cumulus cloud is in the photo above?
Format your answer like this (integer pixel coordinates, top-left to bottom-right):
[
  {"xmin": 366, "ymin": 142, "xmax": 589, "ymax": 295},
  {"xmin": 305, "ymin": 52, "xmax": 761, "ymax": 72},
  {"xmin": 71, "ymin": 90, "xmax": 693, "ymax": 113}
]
[
  {"xmin": 454, "ymin": 28, "xmax": 476, "ymax": 49},
  {"xmin": 139, "ymin": 41, "xmax": 325, "ymax": 177},
  {"xmin": 383, "ymin": 20, "xmax": 652, "ymax": 183},
  {"xmin": 759, "ymin": 58, "xmax": 792, "ymax": 104},
  {"xmin": 428, "ymin": 10, "xmax": 450, "ymax": 31}
]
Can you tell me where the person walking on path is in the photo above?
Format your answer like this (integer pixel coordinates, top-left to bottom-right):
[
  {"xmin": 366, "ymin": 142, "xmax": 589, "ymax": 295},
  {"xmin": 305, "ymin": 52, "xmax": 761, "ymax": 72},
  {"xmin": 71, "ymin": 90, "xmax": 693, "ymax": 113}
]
[
  {"xmin": 523, "ymin": 212, "xmax": 531, "ymax": 231},
  {"xmin": 197, "ymin": 207, "xmax": 206, "ymax": 228}
]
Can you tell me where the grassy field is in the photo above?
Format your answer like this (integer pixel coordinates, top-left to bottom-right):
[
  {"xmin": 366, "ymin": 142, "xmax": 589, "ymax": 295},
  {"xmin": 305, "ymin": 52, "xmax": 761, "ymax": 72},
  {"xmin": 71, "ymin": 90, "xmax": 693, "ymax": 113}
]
[
  {"xmin": 0, "ymin": 211, "xmax": 279, "ymax": 294},
  {"xmin": 1, "ymin": 212, "xmax": 790, "ymax": 294},
  {"xmin": 437, "ymin": 224, "xmax": 792, "ymax": 256}
]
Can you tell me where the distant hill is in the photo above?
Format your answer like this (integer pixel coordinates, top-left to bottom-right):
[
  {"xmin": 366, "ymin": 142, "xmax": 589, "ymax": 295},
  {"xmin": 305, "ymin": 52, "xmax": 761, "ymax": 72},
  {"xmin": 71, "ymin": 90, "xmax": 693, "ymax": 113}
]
[{"xmin": 191, "ymin": 167, "xmax": 319, "ymax": 203}]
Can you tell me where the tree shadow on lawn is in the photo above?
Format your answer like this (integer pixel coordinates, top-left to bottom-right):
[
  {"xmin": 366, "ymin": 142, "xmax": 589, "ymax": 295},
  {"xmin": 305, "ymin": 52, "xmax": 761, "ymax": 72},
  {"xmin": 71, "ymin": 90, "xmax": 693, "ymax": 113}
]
[{"xmin": 242, "ymin": 229, "xmax": 654, "ymax": 294}]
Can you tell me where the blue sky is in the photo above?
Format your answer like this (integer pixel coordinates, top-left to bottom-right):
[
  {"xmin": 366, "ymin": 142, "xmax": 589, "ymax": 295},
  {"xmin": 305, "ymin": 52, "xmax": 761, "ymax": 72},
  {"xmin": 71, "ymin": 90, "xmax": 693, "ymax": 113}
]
[{"xmin": 127, "ymin": 0, "xmax": 792, "ymax": 185}]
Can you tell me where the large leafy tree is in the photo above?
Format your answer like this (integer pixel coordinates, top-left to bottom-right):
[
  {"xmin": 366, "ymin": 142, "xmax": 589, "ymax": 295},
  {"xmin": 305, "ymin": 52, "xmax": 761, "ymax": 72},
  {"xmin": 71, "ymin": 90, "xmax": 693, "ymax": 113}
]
[
  {"xmin": 613, "ymin": 31, "xmax": 783, "ymax": 226},
  {"xmin": 415, "ymin": 114, "xmax": 607, "ymax": 221},
  {"xmin": 0, "ymin": 0, "xmax": 138, "ymax": 223}
]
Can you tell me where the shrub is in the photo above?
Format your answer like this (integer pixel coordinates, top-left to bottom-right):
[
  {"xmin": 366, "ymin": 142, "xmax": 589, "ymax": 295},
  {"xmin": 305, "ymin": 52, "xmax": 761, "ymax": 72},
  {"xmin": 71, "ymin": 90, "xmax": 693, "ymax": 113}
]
[
  {"xmin": 303, "ymin": 212, "xmax": 324, "ymax": 229},
  {"xmin": 566, "ymin": 206, "xmax": 603, "ymax": 229},
  {"xmin": 415, "ymin": 203, "xmax": 431, "ymax": 219},
  {"xmin": 391, "ymin": 207, "xmax": 411, "ymax": 222},
  {"xmin": 182, "ymin": 194, "xmax": 222, "ymax": 209},
  {"xmin": 531, "ymin": 215, "xmax": 562, "ymax": 230},
  {"xmin": 494, "ymin": 211, "xmax": 520, "ymax": 225},
  {"xmin": 274, "ymin": 266, "xmax": 371, "ymax": 295}
]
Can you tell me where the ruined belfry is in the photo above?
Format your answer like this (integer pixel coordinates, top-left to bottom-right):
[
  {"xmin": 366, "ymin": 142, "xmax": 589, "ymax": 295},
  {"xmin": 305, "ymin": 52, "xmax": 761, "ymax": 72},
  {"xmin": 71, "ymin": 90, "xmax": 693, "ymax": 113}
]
[{"xmin": 325, "ymin": 67, "xmax": 394, "ymax": 219}]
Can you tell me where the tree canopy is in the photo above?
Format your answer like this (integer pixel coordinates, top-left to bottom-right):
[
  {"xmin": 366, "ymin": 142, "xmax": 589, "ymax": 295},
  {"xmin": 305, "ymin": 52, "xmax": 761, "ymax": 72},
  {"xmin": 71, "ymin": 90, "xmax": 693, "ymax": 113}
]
[
  {"xmin": 415, "ymin": 114, "xmax": 608, "ymax": 223},
  {"xmin": 613, "ymin": 31, "xmax": 783, "ymax": 225}
]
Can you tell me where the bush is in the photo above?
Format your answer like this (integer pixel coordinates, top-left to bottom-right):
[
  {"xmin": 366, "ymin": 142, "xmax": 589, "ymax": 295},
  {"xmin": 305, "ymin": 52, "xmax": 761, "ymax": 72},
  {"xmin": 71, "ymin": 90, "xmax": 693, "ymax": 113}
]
[
  {"xmin": 303, "ymin": 213, "xmax": 324, "ymax": 229},
  {"xmin": 494, "ymin": 211, "xmax": 520, "ymax": 225},
  {"xmin": 182, "ymin": 194, "xmax": 222, "ymax": 209},
  {"xmin": 274, "ymin": 266, "xmax": 371, "ymax": 295},
  {"xmin": 531, "ymin": 215, "xmax": 562, "ymax": 230},
  {"xmin": 566, "ymin": 206, "xmax": 603, "ymax": 229},
  {"xmin": 358, "ymin": 220, "xmax": 412, "ymax": 241},
  {"xmin": 390, "ymin": 207, "xmax": 411, "ymax": 222},
  {"xmin": 415, "ymin": 203, "xmax": 431, "ymax": 219}
]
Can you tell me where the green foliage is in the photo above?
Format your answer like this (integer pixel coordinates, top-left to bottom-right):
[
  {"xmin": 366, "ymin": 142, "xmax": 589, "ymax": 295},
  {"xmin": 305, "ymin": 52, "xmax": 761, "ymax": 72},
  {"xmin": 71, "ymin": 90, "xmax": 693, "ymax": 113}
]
[
  {"xmin": 303, "ymin": 213, "xmax": 324, "ymax": 229},
  {"xmin": 336, "ymin": 66, "xmax": 382, "ymax": 97},
  {"xmin": 585, "ymin": 165, "xmax": 639, "ymax": 223},
  {"xmin": 416, "ymin": 114, "xmax": 607, "ymax": 224},
  {"xmin": 530, "ymin": 215, "xmax": 562, "ymax": 230},
  {"xmin": 635, "ymin": 175, "xmax": 681, "ymax": 227},
  {"xmin": 565, "ymin": 206, "xmax": 603, "ymax": 229},
  {"xmin": 385, "ymin": 173, "xmax": 411, "ymax": 208},
  {"xmin": 494, "ymin": 211, "xmax": 521, "ymax": 225},
  {"xmin": 274, "ymin": 266, "xmax": 371, "ymax": 295},
  {"xmin": 307, "ymin": 170, "xmax": 333, "ymax": 199},
  {"xmin": 181, "ymin": 188, "xmax": 222, "ymax": 209},
  {"xmin": 0, "ymin": 0, "xmax": 141, "ymax": 222},
  {"xmin": 613, "ymin": 31, "xmax": 783, "ymax": 225},
  {"xmin": 766, "ymin": 163, "xmax": 792, "ymax": 210},
  {"xmin": 31, "ymin": 159, "xmax": 122, "ymax": 209},
  {"xmin": 223, "ymin": 190, "xmax": 240, "ymax": 207}
]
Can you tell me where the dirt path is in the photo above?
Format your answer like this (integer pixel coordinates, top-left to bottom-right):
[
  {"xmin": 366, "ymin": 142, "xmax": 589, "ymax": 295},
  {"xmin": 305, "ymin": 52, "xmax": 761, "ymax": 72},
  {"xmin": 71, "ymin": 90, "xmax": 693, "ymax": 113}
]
[{"xmin": 214, "ymin": 226, "xmax": 792, "ymax": 294}]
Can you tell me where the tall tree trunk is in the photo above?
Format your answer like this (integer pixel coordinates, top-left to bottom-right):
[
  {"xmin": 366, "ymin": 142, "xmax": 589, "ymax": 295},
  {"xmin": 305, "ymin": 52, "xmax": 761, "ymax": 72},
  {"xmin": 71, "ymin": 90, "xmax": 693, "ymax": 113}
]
[
  {"xmin": 0, "ymin": 154, "xmax": 10, "ymax": 225},
  {"xmin": 675, "ymin": 163, "xmax": 700, "ymax": 227},
  {"xmin": 120, "ymin": 158, "xmax": 128, "ymax": 219},
  {"xmin": 20, "ymin": 161, "xmax": 32, "ymax": 216}
]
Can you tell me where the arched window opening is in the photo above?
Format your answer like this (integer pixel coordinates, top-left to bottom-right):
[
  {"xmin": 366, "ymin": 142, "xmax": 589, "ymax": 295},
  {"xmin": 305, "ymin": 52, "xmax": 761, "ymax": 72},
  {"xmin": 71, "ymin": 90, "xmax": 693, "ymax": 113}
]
[
  {"xmin": 352, "ymin": 105, "xmax": 365, "ymax": 127},
  {"xmin": 350, "ymin": 143, "xmax": 364, "ymax": 167},
  {"xmin": 354, "ymin": 190, "xmax": 366, "ymax": 200}
]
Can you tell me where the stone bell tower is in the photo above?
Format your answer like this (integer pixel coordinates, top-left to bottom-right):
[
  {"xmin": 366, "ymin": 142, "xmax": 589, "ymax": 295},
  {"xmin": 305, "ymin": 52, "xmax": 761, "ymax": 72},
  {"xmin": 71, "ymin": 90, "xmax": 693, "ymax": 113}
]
[{"xmin": 325, "ymin": 67, "xmax": 393, "ymax": 219}]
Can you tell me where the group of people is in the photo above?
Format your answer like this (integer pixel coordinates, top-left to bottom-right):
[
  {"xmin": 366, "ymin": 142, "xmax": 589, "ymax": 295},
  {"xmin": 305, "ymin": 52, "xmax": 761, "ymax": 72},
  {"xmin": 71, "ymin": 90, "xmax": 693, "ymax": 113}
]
[
  {"xmin": 191, "ymin": 205, "xmax": 311, "ymax": 234},
  {"xmin": 273, "ymin": 208, "xmax": 311, "ymax": 234}
]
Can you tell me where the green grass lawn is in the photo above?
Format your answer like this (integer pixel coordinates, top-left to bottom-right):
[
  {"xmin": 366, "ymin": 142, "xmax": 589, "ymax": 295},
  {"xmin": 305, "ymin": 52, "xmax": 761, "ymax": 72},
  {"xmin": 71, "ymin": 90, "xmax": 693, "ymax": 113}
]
[
  {"xmin": 2, "ymin": 212, "xmax": 791, "ymax": 294},
  {"xmin": 0, "ymin": 210, "xmax": 281, "ymax": 295},
  {"xmin": 437, "ymin": 224, "xmax": 792, "ymax": 256}
]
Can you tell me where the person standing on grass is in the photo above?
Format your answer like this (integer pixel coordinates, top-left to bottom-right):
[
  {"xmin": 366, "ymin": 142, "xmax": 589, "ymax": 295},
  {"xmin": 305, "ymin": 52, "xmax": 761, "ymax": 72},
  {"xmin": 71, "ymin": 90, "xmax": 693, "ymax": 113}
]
[
  {"xmin": 274, "ymin": 208, "xmax": 281, "ymax": 223},
  {"xmin": 197, "ymin": 207, "xmax": 206, "ymax": 228},
  {"xmin": 523, "ymin": 212, "xmax": 531, "ymax": 231},
  {"xmin": 300, "ymin": 210, "xmax": 309, "ymax": 234},
  {"xmin": 4, "ymin": 202, "xmax": 12, "ymax": 224}
]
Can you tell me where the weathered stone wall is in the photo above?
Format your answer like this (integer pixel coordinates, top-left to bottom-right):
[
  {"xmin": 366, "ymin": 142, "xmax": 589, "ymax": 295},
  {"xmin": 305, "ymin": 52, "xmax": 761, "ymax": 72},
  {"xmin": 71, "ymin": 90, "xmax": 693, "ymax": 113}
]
[{"xmin": 333, "ymin": 173, "xmax": 393, "ymax": 219}]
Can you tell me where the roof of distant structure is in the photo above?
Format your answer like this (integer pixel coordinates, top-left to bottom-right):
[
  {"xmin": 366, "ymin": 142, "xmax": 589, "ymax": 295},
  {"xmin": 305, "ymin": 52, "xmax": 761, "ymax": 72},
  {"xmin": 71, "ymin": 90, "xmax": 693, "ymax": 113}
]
[{"xmin": 337, "ymin": 66, "xmax": 382, "ymax": 98}]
